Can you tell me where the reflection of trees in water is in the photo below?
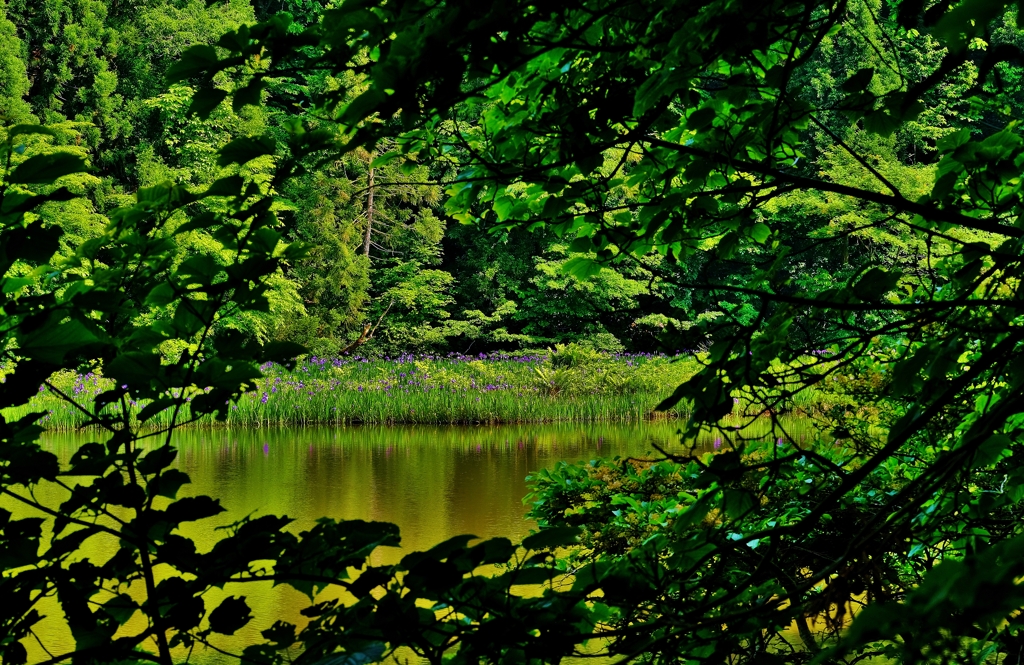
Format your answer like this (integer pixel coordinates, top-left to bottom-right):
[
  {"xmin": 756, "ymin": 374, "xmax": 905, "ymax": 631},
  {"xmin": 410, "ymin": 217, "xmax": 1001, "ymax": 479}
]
[{"xmin": 24, "ymin": 419, "xmax": 823, "ymax": 662}]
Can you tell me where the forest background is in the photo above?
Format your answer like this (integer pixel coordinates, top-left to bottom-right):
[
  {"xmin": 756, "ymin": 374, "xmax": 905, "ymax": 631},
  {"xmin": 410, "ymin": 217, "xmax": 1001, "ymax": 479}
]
[
  {"xmin": 6, "ymin": 0, "xmax": 973, "ymax": 361},
  {"xmin": 0, "ymin": 0, "xmax": 686, "ymax": 358}
]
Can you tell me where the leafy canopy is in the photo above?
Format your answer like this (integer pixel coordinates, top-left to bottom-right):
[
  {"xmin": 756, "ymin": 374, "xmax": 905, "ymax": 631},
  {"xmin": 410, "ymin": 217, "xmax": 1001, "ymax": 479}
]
[{"xmin": 8, "ymin": 0, "xmax": 1024, "ymax": 663}]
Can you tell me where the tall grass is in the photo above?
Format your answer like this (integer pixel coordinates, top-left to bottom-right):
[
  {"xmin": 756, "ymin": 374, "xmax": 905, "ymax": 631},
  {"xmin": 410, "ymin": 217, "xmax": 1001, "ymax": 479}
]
[{"xmin": 6, "ymin": 350, "xmax": 702, "ymax": 430}]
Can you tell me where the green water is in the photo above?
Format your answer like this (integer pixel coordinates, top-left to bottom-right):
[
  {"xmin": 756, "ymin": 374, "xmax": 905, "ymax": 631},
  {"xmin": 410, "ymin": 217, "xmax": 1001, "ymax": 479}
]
[{"xmin": 16, "ymin": 418, "xmax": 822, "ymax": 663}]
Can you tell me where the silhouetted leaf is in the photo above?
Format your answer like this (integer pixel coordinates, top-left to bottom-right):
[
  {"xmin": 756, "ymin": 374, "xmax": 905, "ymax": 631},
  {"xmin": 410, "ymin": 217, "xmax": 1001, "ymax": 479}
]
[
  {"xmin": 841, "ymin": 67, "xmax": 875, "ymax": 92},
  {"xmin": 8, "ymin": 153, "xmax": 87, "ymax": 185},
  {"xmin": 522, "ymin": 526, "xmax": 581, "ymax": 550},
  {"xmin": 852, "ymin": 267, "xmax": 900, "ymax": 301},
  {"xmin": 166, "ymin": 44, "xmax": 219, "ymax": 82},
  {"xmin": 16, "ymin": 319, "xmax": 99, "ymax": 363},
  {"xmin": 233, "ymin": 78, "xmax": 265, "ymax": 112},
  {"xmin": 165, "ymin": 496, "xmax": 225, "ymax": 524},
  {"xmin": 217, "ymin": 135, "xmax": 276, "ymax": 166},
  {"xmin": 686, "ymin": 106, "xmax": 716, "ymax": 130},
  {"xmin": 189, "ymin": 88, "xmax": 228, "ymax": 119},
  {"xmin": 209, "ymin": 596, "xmax": 252, "ymax": 635}
]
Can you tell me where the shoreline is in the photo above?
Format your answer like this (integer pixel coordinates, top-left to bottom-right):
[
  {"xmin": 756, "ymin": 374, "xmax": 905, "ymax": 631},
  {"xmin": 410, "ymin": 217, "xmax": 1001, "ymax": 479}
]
[
  {"xmin": 11, "ymin": 394, "xmax": 688, "ymax": 431},
  {"xmin": 5, "ymin": 352, "xmax": 838, "ymax": 432}
]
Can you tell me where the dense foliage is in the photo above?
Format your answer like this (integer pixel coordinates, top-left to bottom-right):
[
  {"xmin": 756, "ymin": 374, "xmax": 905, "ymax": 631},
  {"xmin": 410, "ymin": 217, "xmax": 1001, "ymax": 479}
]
[
  {"xmin": 6, "ymin": 0, "xmax": 1024, "ymax": 664},
  {"xmin": 0, "ymin": 0, "xmax": 669, "ymax": 356}
]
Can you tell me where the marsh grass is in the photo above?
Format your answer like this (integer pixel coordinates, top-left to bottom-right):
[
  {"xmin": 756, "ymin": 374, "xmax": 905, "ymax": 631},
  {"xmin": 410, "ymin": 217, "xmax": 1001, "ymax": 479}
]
[
  {"xmin": 6, "ymin": 350, "xmax": 855, "ymax": 430},
  {"xmin": 7, "ymin": 351, "xmax": 701, "ymax": 430}
]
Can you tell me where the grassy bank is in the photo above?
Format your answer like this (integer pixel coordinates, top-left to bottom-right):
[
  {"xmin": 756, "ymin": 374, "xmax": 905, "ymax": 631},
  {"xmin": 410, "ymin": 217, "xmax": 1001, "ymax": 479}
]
[{"xmin": 7, "ymin": 348, "xmax": 706, "ymax": 429}]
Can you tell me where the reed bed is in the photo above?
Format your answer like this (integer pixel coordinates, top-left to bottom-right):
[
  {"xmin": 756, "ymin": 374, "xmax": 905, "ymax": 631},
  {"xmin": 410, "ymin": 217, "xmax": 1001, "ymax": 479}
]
[{"xmin": 6, "ymin": 350, "xmax": 701, "ymax": 430}]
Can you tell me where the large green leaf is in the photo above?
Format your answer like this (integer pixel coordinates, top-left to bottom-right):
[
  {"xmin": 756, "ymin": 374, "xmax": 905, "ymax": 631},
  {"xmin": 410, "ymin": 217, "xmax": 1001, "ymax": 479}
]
[
  {"xmin": 188, "ymin": 87, "xmax": 228, "ymax": 119},
  {"xmin": 217, "ymin": 135, "xmax": 276, "ymax": 166},
  {"xmin": 7, "ymin": 153, "xmax": 87, "ymax": 185},
  {"xmin": 16, "ymin": 318, "xmax": 99, "ymax": 364},
  {"xmin": 166, "ymin": 44, "xmax": 220, "ymax": 82}
]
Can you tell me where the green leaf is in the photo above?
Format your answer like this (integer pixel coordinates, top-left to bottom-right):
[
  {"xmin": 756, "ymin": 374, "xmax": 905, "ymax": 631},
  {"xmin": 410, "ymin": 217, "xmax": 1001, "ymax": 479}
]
[
  {"xmin": 686, "ymin": 107, "xmax": 717, "ymax": 130},
  {"xmin": 509, "ymin": 566, "xmax": 561, "ymax": 585},
  {"xmin": 16, "ymin": 318, "xmax": 100, "ymax": 364},
  {"xmin": 749, "ymin": 223, "xmax": 770, "ymax": 244},
  {"xmin": 145, "ymin": 283, "xmax": 177, "ymax": 307},
  {"xmin": 7, "ymin": 125, "xmax": 57, "ymax": 141},
  {"xmin": 217, "ymin": 135, "xmax": 276, "ymax": 166},
  {"xmin": 68, "ymin": 442, "xmax": 114, "ymax": 476},
  {"xmin": 0, "ymin": 512, "xmax": 43, "ymax": 569},
  {"xmin": 471, "ymin": 537, "xmax": 516, "ymax": 565},
  {"xmin": 1, "ymin": 276, "xmax": 34, "ymax": 294},
  {"xmin": 138, "ymin": 444, "xmax": 178, "ymax": 475},
  {"xmin": 260, "ymin": 341, "xmax": 306, "ymax": 363},
  {"xmin": 204, "ymin": 175, "xmax": 244, "ymax": 198},
  {"xmin": 852, "ymin": 267, "xmax": 900, "ymax": 301},
  {"xmin": 522, "ymin": 526, "xmax": 581, "ymax": 550},
  {"xmin": 576, "ymin": 152, "xmax": 603, "ymax": 175},
  {"xmin": 562, "ymin": 256, "xmax": 603, "ymax": 279},
  {"xmin": 933, "ymin": 0, "xmax": 1008, "ymax": 48},
  {"xmin": 101, "ymin": 594, "xmax": 138, "ymax": 626},
  {"xmin": 178, "ymin": 254, "xmax": 221, "ymax": 282},
  {"xmin": 862, "ymin": 109, "xmax": 901, "ymax": 137},
  {"xmin": 339, "ymin": 88, "xmax": 388, "ymax": 127},
  {"xmin": 165, "ymin": 496, "xmax": 225, "ymax": 524},
  {"xmin": 150, "ymin": 469, "xmax": 191, "ymax": 499},
  {"xmin": 973, "ymin": 434, "xmax": 1010, "ymax": 469},
  {"xmin": 188, "ymin": 88, "xmax": 228, "ymax": 119},
  {"xmin": 6, "ymin": 221, "xmax": 63, "ymax": 263},
  {"xmin": 887, "ymin": 405, "xmax": 921, "ymax": 444},
  {"xmin": 716, "ymin": 231, "xmax": 741, "ymax": 259},
  {"xmin": 104, "ymin": 352, "xmax": 161, "ymax": 389},
  {"xmin": 401, "ymin": 534, "xmax": 476, "ymax": 570},
  {"xmin": 232, "ymin": 79, "xmax": 265, "ymax": 113},
  {"xmin": 8, "ymin": 153, "xmax": 87, "ymax": 185},
  {"xmin": 166, "ymin": 44, "xmax": 219, "ymax": 82},
  {"xmin": 937, "ymin": 127, "xmax": 972, "ymax": 152},
  {"xmin": 261, "ymin": 620, "xmax": 297, "ymax": 647},
  {"xmin": 3, "ymin": 186, "xmax": 77, "ymax": 215},
  {"xmin": 722, "ymin": 489, "xmax": 756, "ymax": 519},
  {"xmin": 569, "ymin": 236, "xmax": 595, "ymax": 253},
  {"xmin": 841, "ymin": 67, "xmax": 875, "ymax": 92}
]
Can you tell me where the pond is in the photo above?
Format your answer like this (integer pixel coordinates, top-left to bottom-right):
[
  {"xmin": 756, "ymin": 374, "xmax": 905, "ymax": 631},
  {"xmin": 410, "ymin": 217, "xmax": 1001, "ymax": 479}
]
[{"xmin": 17, "ymin": 418, "xmax": 822, "ymax": 663}]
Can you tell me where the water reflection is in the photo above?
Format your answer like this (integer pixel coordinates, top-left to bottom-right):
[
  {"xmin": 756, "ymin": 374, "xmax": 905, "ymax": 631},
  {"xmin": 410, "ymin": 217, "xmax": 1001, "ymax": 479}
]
[{"xmin": 18, "ymin": 418, "xmax": 821, "ymax": 663}]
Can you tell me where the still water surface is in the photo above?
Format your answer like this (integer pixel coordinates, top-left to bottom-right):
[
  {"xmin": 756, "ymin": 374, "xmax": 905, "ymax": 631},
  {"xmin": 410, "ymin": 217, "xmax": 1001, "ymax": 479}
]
[{"xmin": 22, "ymin": 419, "xmax": 819, "ymax": 662}]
